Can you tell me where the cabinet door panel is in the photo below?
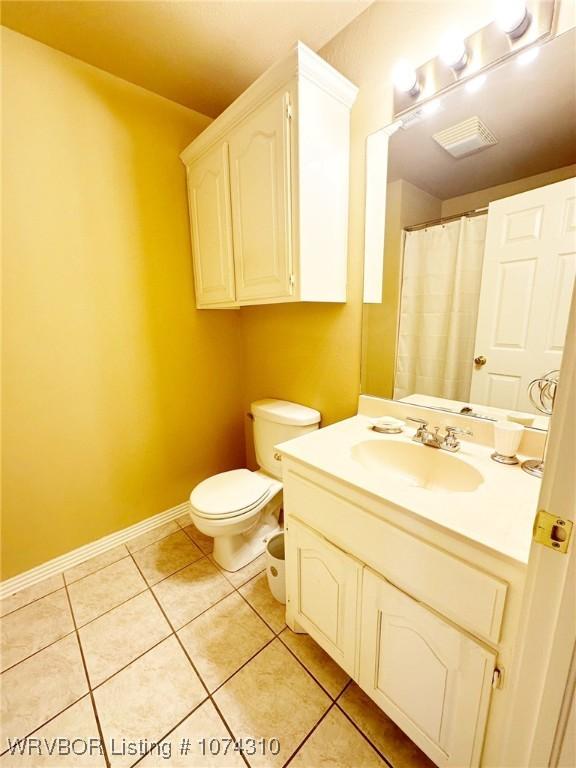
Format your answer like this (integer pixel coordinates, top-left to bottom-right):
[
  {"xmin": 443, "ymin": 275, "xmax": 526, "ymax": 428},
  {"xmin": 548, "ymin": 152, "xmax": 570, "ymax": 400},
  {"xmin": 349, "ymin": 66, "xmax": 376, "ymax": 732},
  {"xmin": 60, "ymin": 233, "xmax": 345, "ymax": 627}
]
[
  {"xmin": 286, "ymin": 519, "xmax": 360, "ymax": 675},
  {"xmin": 229, "ymin": 91, "xmax": 293, "ymax": 302},
  {"xmin": 360, "ymin": 568, "xmax": 495, "ymax": 767},
  {"xmin": 187, "ymin": 144, "xmax": 235, "ymax": 306}
]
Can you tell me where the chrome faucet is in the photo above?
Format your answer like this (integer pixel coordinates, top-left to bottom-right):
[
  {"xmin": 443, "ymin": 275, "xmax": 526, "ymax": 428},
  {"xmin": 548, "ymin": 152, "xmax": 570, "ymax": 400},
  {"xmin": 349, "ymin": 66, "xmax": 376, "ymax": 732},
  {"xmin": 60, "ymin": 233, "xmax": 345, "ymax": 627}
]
[{"xmin": 406, "ymin": 418, "xmax": 473, "ymax": 453}]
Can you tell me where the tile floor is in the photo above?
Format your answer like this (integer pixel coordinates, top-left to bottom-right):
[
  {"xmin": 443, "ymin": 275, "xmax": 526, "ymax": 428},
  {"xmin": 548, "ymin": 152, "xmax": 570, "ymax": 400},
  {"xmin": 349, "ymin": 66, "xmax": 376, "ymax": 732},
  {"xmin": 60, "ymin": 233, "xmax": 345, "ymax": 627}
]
[{"xmin": 0, "ymin": 514, "xmax": 434, "ymax": 768}]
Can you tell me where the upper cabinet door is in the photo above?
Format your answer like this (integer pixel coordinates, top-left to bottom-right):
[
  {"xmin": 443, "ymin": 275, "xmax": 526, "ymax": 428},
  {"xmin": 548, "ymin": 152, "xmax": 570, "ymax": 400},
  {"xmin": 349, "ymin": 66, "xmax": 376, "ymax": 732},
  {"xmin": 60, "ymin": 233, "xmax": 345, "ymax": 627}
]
[
  {"xmin": 359, "ymin": 569, "xmax": 495, "ymax": 767},
  {"xmin": 187, "ymin": 143, "xmax": 236, "ymax": 307},
  {"xmin": 228, "ymin": 91, "xmax": 293, "ymax": 302}
]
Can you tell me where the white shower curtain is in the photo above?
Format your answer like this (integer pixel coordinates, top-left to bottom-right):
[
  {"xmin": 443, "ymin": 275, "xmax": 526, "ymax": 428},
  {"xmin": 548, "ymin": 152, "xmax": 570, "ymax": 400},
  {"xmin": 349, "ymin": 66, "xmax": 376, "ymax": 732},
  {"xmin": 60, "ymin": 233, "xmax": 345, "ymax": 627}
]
[{"xmin": 394, "ymin": 214, "xmax": 487, "ymax": 402}]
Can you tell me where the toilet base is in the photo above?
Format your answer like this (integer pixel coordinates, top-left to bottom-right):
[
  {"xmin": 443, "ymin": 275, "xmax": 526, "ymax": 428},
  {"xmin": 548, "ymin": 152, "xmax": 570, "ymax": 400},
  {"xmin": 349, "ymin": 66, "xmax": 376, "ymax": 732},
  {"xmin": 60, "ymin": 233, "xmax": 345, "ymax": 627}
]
[{"xmin": 212, "ymin": 501, "xmax": 282, "ymax": 572}]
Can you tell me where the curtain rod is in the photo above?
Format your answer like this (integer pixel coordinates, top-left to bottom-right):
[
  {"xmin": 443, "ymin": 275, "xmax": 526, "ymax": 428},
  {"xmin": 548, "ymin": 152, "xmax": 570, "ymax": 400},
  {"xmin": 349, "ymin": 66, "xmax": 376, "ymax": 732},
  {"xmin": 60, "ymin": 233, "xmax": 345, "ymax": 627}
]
[{"xmin": 404, "ymin": 207, "xmax": 488, "ymax": 232}]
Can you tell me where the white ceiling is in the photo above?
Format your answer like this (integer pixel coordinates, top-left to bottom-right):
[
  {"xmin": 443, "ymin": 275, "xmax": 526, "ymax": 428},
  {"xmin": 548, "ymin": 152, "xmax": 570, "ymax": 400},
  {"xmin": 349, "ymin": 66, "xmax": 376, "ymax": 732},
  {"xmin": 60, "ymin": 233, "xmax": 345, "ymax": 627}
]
[
  {"xmin": 1, "ymin": 0, "xmax": 371, "ymax": 117},
  {"xmin": 388, "ymin": 29, "xmax": 576, "ymax": 200}
]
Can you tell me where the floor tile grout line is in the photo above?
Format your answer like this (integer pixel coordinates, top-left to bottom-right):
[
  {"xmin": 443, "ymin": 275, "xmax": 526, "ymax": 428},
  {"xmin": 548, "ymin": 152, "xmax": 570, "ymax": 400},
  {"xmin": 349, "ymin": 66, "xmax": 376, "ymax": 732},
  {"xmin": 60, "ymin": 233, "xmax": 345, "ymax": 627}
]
[
  {"xmin": 208, "ymin": 635, "xmax": 277, "ymax": 698},
  {"xmin": 66, "ymin": 521, "xmax": 187, "ymax": 589},
  {"xmin": 0, "ymin": 693, "xmax": 92, "ymax": 759},
  {"xmin": 73, "ymin": 586, "xmax": 150, "ymax": 631},
  {"xmin": 129, "ymin": 696, "xmax": 210, "ymax": 768},
  {"xmin": 233, "ymin": 571, "xmax": 287, "ymax": 637},
  {"xmin": 72, "ymin": 549, "xmax": 213, "ymax": 632},
  {"xmin": 334, "ymin": 699, "xmax": 395, "ymax": 768},
  {"xmin": 89, "ymin": 625, "xmax": 175, "ymax": 692},
  {"xmin": 63, "ymin": 547, "xmax": 130, "ymax": 587},
  {"xmin": 62, "ymin": 579, "xmax": 112, "ymax": 768},
  {"xmin": 137, "ymin": 548, "xmax": 206, "ymax": 588},
  {"xmin": 0, "ymin": 579, "xmax": 66, "ymax": 619},
  {"xmin": 125, "ymin": 521, "xmax": 184, "ymax": 555},
  {"xmin": 61, "ymin": 521, "xmax": 190, "ymax": 586},
  {"xmin": 178, "ymin": 523, "xmax": 214, "ymax": 555},
  {"xmin": 1, "ymin": 580, "xmax": 151, "ymax": 665},
  {"xmin": 0, "ymin": 626, "xmax": 78, "ymax": 675},
  {"xmin": 207, "ymin": 553, "xmax": 267, "ymax": 591},
  {"xmin": 281, "ymin": 700, "xmax": 336, "ymax": 768},
  {"xmin": 276, "ymin": 631, "xmax": 349, "ymax": 702},
  {"xmin": 126, "ymin": 550, "xmax": 252, "ymax": 768},
  {"xmin": 169, "ymin": 583, "xmax": 236, "ymax": 631}
]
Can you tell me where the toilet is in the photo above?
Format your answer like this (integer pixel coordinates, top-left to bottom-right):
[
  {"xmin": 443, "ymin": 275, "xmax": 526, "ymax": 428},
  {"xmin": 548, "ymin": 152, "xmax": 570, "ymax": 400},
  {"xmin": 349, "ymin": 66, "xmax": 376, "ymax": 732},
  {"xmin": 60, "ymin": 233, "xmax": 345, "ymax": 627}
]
[{"xmin": 189, "ymin": 399, "xmax": 321, "ymax": 572}]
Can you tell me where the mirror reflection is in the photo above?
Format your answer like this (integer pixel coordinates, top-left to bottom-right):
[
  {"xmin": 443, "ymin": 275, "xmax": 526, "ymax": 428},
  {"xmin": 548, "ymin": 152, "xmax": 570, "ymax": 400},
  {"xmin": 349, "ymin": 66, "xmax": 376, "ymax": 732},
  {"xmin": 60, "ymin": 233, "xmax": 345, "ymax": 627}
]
[{"xmin": 362, "ymin": 29, "xmax": 576, "ymax": 430}]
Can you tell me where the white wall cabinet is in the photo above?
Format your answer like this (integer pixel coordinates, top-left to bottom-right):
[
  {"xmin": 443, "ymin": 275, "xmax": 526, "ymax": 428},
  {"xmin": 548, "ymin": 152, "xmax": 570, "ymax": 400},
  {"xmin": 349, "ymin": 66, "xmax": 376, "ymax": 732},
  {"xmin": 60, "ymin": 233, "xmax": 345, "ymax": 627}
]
[
  {"xmin": 186, "ymin": 143, "xmax": 236, "ymax": 306},
  {"xmin": 181, "ymin": 43, "xmax": 358, "ymax": 308},
  {"xmin": 228, "ymin": 90, "xmax": 293, "ymax": 302},
  {"xmin": 285, "ymin": 518, "xmax": 360, "ymax": 675}
]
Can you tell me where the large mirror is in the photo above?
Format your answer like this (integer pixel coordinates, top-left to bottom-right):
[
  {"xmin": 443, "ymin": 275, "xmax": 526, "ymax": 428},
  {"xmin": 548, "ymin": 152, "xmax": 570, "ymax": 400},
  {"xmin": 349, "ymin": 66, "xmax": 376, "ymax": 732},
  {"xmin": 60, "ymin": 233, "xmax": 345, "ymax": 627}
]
[{"xmin": 362, "ymin": 28, "xmax": 576, "ymax": 430}]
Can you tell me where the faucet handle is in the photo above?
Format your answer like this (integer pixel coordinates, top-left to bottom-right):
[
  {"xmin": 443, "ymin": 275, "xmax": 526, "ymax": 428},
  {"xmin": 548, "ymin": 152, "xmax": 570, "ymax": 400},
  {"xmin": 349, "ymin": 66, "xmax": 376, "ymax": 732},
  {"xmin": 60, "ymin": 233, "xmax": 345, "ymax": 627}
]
[
  {"xmin": 406, "ymin": 416, "xmax": 428, "ymax": 441},
  {"xmin": 445, "ymin": 425, "xmax": 473, "ymax": 437},
  {"xmin": 406, "ymin": 417, "xmax": 428, "ymax": 426}
]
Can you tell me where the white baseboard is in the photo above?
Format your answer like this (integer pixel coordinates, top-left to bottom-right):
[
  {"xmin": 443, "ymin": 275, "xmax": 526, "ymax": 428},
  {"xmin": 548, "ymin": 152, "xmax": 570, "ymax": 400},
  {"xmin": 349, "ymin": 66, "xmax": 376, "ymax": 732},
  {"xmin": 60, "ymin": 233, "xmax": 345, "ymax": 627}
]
[{"xmin": 0, "ymin": 500, "xmax": 191, "ymax": 600}]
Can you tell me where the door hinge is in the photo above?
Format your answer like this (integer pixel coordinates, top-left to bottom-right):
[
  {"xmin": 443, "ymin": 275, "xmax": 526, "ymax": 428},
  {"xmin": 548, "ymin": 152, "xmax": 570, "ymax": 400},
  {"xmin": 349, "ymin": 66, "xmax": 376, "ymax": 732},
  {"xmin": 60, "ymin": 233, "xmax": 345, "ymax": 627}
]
[
  {"xmin": 289, "ymin": 273, "xmax": 296, "ymax": 291},
  {"xmin": 533, "ymin": 509, "xmax": 573, "ymax": 554},
  {"xmin": 286, "ymin": 100, "xmax": 293, "ymax": 120},
  {"xmin": 492, "ymin": 667, "xmax": 504, "ymax": 690}
]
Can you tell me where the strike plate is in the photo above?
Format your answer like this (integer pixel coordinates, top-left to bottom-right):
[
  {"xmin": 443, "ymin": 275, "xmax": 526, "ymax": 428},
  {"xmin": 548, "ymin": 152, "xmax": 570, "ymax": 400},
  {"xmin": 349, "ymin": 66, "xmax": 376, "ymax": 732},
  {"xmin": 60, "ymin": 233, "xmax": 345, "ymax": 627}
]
[{"xmin": 533, "ymin": 510, "xmax": 573, "ymax": 554}]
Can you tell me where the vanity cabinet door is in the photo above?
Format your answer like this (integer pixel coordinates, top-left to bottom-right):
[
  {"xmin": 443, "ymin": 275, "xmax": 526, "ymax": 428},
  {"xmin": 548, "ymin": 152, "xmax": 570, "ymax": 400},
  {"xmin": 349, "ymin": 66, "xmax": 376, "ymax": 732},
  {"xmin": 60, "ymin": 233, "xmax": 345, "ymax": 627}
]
[
  {"xmin": 359, "ymin": 568, "xmax": 496, "ymax": 768},
  {"xmin": 186, "ymin": 143, "xmax": 236, "ymax": 307},
  {"xmin": 228, "ymin": 89, "xmax": 293, "ymax": 303},
  {"xmin": 286, "ymin": 519, "xmax": 361, "ymax": 675}
]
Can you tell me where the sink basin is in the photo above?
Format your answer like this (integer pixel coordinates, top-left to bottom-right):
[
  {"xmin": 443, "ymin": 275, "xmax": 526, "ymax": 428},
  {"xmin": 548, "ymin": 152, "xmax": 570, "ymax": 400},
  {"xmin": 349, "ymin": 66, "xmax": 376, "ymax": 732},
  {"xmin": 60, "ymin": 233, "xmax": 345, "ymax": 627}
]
[{"xmin": 351, "ymin": 440, "xmax": 484, "ymax": 493}]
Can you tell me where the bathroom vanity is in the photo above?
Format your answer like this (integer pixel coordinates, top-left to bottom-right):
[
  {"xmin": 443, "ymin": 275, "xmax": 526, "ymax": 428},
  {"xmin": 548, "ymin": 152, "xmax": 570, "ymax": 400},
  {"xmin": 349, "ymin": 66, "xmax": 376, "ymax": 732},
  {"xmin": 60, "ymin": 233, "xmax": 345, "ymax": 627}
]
[{"xmin": 278, "ymin": 398, "xmax": 542, "ymax": 768}]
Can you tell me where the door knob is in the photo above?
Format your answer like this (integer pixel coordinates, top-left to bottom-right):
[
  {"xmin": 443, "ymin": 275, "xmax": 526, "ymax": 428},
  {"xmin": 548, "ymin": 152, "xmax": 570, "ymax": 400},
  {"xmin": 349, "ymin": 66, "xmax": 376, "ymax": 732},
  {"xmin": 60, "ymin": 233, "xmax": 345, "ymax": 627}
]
[{"xmin": 474, "ymin": 355, "xmax": 487, "ymax": 366}]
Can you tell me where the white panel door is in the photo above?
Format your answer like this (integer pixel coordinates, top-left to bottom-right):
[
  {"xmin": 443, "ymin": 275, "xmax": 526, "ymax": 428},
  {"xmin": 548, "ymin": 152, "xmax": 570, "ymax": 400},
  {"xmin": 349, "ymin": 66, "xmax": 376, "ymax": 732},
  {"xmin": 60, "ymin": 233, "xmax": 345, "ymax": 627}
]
[
  {"xmin": 187, "ymin": 143, "xmax": 236, "ymax": 307},
  {"xmin": 228, "ymin": 90, "xmax": 293, "ymax": 302},
  {"xmin": 286, "ymin": 519, "xmax": 360, "ymax": 675},
  {"xmin": 359, "ymin": 569, "xmax": 496, "ymax": 768},
  {"xmin": 470, "ymin": 178, "xmax": 576, "ymax": 411}
]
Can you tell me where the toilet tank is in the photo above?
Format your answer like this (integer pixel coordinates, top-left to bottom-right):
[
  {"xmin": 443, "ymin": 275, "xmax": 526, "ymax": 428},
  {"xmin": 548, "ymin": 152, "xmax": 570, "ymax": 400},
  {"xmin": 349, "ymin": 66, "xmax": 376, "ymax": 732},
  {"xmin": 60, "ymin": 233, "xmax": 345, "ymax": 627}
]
[{"xmin": 251, "ymin": 399, "xmax": 321, "ymax": 480}]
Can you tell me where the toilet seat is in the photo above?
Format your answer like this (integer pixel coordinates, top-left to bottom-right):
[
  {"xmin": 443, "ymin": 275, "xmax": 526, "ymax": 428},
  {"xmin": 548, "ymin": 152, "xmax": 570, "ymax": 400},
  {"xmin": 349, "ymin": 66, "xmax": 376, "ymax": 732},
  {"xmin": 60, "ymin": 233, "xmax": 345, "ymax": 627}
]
[{"xmin": 190, "ymin": 469, "xmax": 274, "ymax": 521}]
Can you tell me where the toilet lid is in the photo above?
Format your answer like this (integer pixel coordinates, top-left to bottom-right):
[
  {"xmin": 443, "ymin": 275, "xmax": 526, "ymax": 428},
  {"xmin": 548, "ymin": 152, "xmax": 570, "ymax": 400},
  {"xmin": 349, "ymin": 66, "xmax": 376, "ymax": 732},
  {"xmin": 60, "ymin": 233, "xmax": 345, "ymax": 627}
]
[{"xmin": 190, "ymin": 469, "xmax": 273, "ymax": 518}]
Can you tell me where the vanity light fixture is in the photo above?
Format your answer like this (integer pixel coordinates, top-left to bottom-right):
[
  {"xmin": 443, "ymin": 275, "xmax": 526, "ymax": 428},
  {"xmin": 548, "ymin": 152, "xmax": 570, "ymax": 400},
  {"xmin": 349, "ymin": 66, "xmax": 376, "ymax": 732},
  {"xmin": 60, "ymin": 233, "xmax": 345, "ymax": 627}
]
[
  {"xmin": 465, "ymin": 74, "xmax": 487, "ymax": 93},
  {"xmin": 393, "ymin": 2, "xmax": 553, "ymax": 117},
  {"xmin": 392, "ymin": 59, "xmax": 420, "ymax": 95},
  {"xmin": 496, "ymin": 0, "xmax": 531, "ymax": 39},
  {"xmin": 439, "ymin": 31, "xmax": 468, "ymax": 71}
]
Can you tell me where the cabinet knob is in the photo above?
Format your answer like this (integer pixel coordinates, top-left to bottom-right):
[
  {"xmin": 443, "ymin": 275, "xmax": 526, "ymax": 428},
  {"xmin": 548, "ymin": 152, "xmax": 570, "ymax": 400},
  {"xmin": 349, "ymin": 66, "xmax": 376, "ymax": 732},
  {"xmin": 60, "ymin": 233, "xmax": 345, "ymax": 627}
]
[{"xmin": 474, "ymin": 355, "xmax": 487, "ymax": 367}]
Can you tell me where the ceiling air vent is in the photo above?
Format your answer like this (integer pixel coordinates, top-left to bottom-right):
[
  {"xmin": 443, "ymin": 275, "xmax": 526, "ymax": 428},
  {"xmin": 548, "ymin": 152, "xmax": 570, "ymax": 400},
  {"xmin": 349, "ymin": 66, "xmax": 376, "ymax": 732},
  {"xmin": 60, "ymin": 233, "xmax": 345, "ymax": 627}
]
[{"xmin": 433, "ymin": 116, "xmax": 498, "ymax": 158}]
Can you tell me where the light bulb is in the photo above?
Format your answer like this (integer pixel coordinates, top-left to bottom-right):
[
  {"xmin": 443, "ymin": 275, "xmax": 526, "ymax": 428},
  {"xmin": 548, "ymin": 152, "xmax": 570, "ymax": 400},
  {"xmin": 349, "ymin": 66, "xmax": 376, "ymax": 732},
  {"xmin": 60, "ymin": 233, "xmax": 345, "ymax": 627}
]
[
  {"xmin": 465, "ymin": 74, "xmax": 487, "ymax": 93},
  {"xmin": 439, "ymin": 32, "xmax": 468, "ymax": 70},
  {"xmin": 392, "ymin": 59, "xmax": 420, "ymax": 95},
  {"xmin": 497, "ymin": 1, "xmax": 530, "ymax": 38}
]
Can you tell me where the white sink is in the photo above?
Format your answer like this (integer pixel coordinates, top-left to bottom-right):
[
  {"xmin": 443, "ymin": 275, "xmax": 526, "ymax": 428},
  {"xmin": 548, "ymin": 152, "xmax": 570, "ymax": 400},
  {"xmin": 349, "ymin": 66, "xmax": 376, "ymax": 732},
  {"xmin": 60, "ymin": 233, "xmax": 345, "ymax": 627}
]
[{"xmin": 351, "ymin": 440, "xmax": 484, "ymax": 493}]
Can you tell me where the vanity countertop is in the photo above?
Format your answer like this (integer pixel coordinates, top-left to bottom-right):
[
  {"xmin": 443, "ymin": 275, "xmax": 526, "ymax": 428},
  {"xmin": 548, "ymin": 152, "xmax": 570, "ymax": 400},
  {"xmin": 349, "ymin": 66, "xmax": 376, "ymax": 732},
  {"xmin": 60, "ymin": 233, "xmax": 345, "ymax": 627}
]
[{"xmin": 277, "ymin": 415, "xmax": 541, "ymax": 564}]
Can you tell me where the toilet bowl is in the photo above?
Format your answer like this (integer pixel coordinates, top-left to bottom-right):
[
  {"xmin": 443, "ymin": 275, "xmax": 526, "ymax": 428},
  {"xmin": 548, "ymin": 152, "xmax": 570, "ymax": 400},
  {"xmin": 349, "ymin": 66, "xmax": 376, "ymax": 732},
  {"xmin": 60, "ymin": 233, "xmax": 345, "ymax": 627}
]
[
  {"xmin": 189, "ymin": 399, "xmax": 320, "ymax": 572},
  {"xmin": 191, "ymin": 469, "xmax": 283, "ymax": 571}
]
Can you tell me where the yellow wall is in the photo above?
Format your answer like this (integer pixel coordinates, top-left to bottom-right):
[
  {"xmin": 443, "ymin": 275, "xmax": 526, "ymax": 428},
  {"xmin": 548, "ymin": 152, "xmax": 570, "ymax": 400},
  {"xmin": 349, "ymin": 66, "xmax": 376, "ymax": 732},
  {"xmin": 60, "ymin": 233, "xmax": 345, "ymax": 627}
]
[{"xmin": 1, "ymin": 28, "xmax": 246, "ymax": 579}]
